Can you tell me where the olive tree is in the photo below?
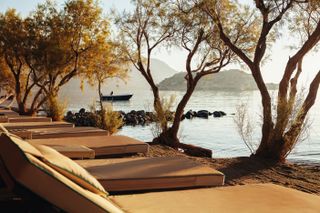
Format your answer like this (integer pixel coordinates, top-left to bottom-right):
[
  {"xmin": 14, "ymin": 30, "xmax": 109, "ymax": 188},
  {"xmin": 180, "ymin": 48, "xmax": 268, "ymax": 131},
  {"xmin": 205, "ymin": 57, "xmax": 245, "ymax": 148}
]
[
  {"xmin": 114, "ymin": 0, "xmax": 178, "ymax": 132},
  {"xmin": 152, "ymin": 1, "xmax": 232, "ymax": 157},
  {"xmin": 202, "ymin": 0, "xmax": 320, "ymax": 162}
]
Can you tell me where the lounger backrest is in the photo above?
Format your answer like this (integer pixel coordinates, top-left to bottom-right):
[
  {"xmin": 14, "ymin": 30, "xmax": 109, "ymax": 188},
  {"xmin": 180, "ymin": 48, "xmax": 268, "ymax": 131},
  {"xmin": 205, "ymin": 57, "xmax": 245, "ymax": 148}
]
[
  {"xmin": 0, "ymin": 124, "xmax": 9, "ymax": 134},
  {"xmin": 0, "ymin": 133, "xmax": 123, "ymax": 213}
]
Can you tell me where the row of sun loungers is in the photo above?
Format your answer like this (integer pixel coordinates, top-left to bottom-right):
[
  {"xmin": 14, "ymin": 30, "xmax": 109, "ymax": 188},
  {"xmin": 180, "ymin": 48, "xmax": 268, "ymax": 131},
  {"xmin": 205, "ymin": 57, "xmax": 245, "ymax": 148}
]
[
  {"xmin": 0, "ymin": 129, "xmax": 319, "ymax": 212},
  {"xmin": 0, "ymin": 95, "xmax": 14, "ymax": 109},
  {"xmin": 30, "ymin": 135, "xmax": 149, "ymax": 157},
  {"xmin": 0, "ymin": 109, "xmax": 319, "ymax": 212}
]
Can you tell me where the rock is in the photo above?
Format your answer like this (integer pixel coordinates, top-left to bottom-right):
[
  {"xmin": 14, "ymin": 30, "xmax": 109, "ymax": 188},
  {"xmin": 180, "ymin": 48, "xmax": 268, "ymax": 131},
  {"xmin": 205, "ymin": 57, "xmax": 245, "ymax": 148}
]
[
  {"xmin": 219, "ymin": 111, "xmax": 227, "ymax": 116},
  {"xmin": 197, "ymin": 110, "xmax": 209, "ymax": 119},
  {"xmin": 79, "ymin": 108, "xmax": 86, "ymax": 114},
  {"xmin": 137, "ymin": 110, "xmax": 146, "ymax": 117},
  {"xmin": 130, "ymin": 110, "xmax": 137, "ymax": 115},
  {"xmin": 213, "ymin": 111, "xmax": 226, "ymax": 117},
  {"xmin": 185, "ymin": 110, "xmax": 194, "ymax": 119},
  {"xmin": 66, "ymin": 111, "xmax": 73, "ymax": 117},
  {"xmin": 118, "ymin": 111, "xmax": 126, "ymax": 116}
]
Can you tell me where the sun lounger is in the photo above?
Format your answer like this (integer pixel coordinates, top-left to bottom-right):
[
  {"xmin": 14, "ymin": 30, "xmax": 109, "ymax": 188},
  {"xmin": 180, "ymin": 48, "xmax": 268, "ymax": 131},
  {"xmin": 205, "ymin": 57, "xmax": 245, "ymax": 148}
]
[
  {"xmin": 0, "ymin": 109, "xmax": 19, "ymax": 117},
  {"xmin": 2, "ymin": 121, "xmax": 74, "ymax": 130},
  {"xmin": 7, "ymin": 116, "xmax": 52, "ymax": 123},
  {"xmin": 48, "ymin": 144, "xmax": 96, "ymax": 159},
  {"xmin": 0, "ymin": 109, "xmax": 52, "ymax": 123},
  {"xmin": 0, "ymin": 133, "xmax": 123, "ymax": 213},
  {"xmin": 0, "ymin": 95, "xmax": 14, "ymax": 109},
  {"xmin": 0, "ymin": 96, "xmax": 6, "ymax": 105},
  {"xmin": 0, "ymin": 110, "xmax": 52, "ymax": 123},
  {"xmin": 111, "ymin": 183, "xmax": 320, "ymax": 213},
  {"xmin": 8, "ymin": 129, "xmax": 33, "ymax": 139},
  {"xmin": 27, "ymin": 127, "xmax": 109, "ymax": 139},
  {"xmin": 0, "ymin": 133, "xmax": 319, "ymax": 213},
  {"xmin": 0, "ymin": 116, "xmax": 8, "ymax": 123},
  {"xmin": 76, "ymin": 157, "xmax": 224, "ymax": 192},
  {"xmin": 1, "ymin": 123, "xmax": 147, "ymax": 157},
  {"xmin": 29, "ymin": 135, "xmax": 149, "ymax": 156},
  {"xmin": 6, "ymin": 127, "xmax": 108, "ymax": 139}
]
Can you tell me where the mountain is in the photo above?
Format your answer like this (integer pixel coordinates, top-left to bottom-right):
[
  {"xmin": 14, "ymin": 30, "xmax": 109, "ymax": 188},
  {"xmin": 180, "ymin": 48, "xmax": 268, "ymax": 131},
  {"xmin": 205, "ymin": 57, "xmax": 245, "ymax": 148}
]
[
  {"xmin": 61, "ymin": 58, "xmax": 178, "ymax": 95},
  {"xmin": 114, "ymin": 58, "xmax": 178, "ymax": 90},
  {"xmin": 158, "ymin": 69, "xmax": 278, "ymax": 91}
]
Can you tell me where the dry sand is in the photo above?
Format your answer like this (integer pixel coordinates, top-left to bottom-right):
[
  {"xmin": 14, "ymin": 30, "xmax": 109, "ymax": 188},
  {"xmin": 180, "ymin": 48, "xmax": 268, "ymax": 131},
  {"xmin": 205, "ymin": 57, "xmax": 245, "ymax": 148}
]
[{"xmin": 137, "ymin": 143, "xmax": 320, "ymax": 195}]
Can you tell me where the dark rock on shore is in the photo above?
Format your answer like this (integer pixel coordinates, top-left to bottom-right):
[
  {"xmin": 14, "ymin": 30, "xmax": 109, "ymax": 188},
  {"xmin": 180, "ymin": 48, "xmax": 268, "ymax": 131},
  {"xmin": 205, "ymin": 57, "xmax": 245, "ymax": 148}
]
[
  {"xmin": 65, "ymin": 109, "xmax": 101, "ymax": 127},
  {"xmin": 65, "ymin": 108, "xmax": 228, "ymax": 127},
  {"xmin": 185, "ymin": 110, "xmax": 196, "ymax": 119},
  {"xmin": 197, "ymin": 110, "xmax": 209, "ymax": 119},
  {"xmin": 65, "ymin": 109, "xmax": 160, "ymax": 127},
  {"xmin": 182, "ymin": 110, "xmax": 227, "ymax": 119},
  {"xmin": 213, "ymin": 111, "xmax": 227, "ymax": 117}
]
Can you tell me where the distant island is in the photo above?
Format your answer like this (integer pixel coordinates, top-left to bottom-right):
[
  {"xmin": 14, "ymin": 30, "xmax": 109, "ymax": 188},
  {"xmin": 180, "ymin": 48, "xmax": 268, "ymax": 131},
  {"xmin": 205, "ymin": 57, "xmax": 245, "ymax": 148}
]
[{"xmin": 158, "ymin": 69, "xmax": 278, "ymax": 91}]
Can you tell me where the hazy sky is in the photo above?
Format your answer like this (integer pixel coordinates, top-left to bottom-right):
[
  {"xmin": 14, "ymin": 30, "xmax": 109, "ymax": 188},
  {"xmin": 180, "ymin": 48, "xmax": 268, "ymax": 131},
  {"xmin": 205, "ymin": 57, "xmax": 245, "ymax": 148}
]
[{"xmin": 1, "ymin": 0, "xmax": 319, "ymax": 84}]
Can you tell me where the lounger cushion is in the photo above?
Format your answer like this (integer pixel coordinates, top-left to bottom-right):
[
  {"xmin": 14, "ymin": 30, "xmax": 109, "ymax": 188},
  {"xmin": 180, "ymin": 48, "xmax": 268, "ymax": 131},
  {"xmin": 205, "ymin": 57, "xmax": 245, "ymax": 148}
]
[
  {"xmin": 0, "ymin": 125, "xmax": 42, "ymax": 157},
  {"xmin": 6, "ymin": 133, "xmax": 43, "ymax": 158},
  {"xmin": 33, "ymin": 144, "xmax": 108, "ymax": 197},
  {"xmin": 0, "ymin": 123, "xmax": 9, "ymax": 134},
  {"xmin": 0, "ymin": 133, "xmax": 123, "ymax": 213}
]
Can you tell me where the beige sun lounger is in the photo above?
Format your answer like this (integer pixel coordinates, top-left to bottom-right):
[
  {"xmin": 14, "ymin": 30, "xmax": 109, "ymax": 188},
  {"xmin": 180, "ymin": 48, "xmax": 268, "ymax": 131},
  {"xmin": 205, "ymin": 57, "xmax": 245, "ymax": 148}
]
[
  {"xmin": 111, "ymin": 183, "xmax": 320, "ymax": 213},
  {"xmin": 0, "ymin": 110, "xmax": 52, "ymax": 123},
  {"xmin": 48, "ymin": 144, "xmax": 96, "ymax": 159},
  {"xmin": 7, "ymin": 116, "xmax": 52, "ymax": 123},
  {"xmin": 10, "ymin": 127, "xmax": 108, "ymax": 139},
  {"xmin": 0, "ymin": 95, "xmax": 14, "ymax": 109},
  {"xmin": 0, "ymin": 116, "xmax": 8, "ymax": 123},
  {"xmin": 0, "ymin": 133, "xmax": 123, "ymax": 213},
  {"xmin": 0, "ymin": 109, "xmax": 19, "ymax": 117},
  {"xmin": 76, "ymin": 157, "xmax": 224, "ymax": 192},
  {"xmin": 0, "ymin": 133, "xmax": 319, "ymax": 213},
  {"xmin": 2, "ymin": 121, "xmax": 74, "ymax": 130},
  {"xmin": 29, "ymin": 135, "xmax": 149, "ymax": 156}
]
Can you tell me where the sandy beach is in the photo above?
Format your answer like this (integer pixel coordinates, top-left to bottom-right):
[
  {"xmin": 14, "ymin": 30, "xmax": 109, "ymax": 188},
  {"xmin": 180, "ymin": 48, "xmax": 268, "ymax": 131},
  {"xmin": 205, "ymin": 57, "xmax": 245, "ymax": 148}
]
[{"xmin": 137, "ymin": 143, "xmax": 320, "ymax": 195}]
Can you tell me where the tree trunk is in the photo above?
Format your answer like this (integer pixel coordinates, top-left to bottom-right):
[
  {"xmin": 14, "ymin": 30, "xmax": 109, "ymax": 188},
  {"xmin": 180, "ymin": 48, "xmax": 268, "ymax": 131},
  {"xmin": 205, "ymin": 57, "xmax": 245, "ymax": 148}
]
[
  {"xmin": 155, "ymin": 84, "xmax": 195, "ymax": 145},
  {"xmin": 98, "ymin": 81, "xmax": 104, "ymax": 111},
  {"xmin": 251, "ymin": 65, "xmax": 274, "ymax": 156},
  {"xmin": 97, "ymin": 81, "xmax": 107, "ymax": 129},
  {"xmin": 14, "ymin": 80, "xmax": 28, "ymax": 115},
  {"xmin": 152, "ymin": 80, "xmax": 212, "ymax": 157},
  {"xmin": 150, "ymin": 85, "xmax": 168, "ymax": 132},
  {"xmin": 255, "ymin": 71, "xmax": 320, "ymax": 162}
]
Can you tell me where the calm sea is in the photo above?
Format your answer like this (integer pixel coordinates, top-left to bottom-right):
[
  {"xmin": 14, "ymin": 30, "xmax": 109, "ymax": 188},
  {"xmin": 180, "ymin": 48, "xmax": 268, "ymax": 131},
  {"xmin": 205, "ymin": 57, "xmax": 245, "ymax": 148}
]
[{"xmin": 60, "ymin": 88, "xmax": 320, "ymax": 164}]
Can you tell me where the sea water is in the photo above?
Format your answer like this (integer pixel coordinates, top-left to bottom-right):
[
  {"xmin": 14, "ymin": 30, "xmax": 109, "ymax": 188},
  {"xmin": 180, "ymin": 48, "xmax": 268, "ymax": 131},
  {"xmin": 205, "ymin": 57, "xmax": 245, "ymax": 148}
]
[{"xmin": 61, "ymin": 89, "xmax": 320, "ymax": 164}]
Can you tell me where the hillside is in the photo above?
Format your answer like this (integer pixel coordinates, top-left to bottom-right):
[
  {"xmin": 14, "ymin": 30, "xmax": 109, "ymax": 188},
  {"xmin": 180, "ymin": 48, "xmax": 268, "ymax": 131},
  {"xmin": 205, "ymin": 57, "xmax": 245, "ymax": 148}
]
[
  {"xmin": 61, "ymin": 58, "xmax": 178, "ymax": 96},
  {"xmin": 158, "ymin": 69, "xmax": 278, "ymax": 91}
]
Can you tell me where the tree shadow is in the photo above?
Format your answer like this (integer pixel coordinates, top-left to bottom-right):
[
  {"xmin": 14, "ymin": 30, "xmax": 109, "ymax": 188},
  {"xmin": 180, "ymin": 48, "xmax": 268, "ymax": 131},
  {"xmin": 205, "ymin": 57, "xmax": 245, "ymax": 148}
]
[{"xmin": 217, "ymin": 157, "xmax": 276, "ymax": 183}]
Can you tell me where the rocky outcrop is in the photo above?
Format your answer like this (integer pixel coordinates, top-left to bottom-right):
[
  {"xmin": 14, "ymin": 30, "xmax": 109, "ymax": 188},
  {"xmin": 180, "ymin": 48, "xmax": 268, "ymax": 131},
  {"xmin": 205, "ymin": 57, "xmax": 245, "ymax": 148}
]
[
  {"xmin": 65, "ymin": 109, "xmax": 159, "ymax": 127},
  {"xmin": 64, "ymin": 108, "xmax": 228, "ymax": 127},
  {"xmin": 183, "ymin": 110, "xmax": 227, "ymax": 119}
]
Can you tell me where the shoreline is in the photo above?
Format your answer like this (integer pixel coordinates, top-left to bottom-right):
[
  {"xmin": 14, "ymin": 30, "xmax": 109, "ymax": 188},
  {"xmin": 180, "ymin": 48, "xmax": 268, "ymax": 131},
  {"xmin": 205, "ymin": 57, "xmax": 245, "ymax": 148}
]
[{"xmin": 136, "ymin": 143, "xmax": 320, "ymax": 195}]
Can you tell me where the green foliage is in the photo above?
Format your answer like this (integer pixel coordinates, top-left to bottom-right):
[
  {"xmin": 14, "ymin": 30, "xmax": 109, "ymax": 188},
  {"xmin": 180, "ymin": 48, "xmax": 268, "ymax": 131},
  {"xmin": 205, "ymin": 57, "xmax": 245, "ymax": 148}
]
[
  {"xmin": 233, "ymin": 102, "xmax": 256, "ymax": 154},
  {"xmin": 44, "ymin": 95, "xmax": 68, "ymax": 121},
  {"xmin": 203, "ymin": 0, "xmax": 320, "ymax": 161},
  {"xmin": 152, "ymin": 95, "xmax": 176, "ymax": 138},
  {"xmin": 100, "ymin": 105, "xmax": 123, "ymax": 135},
  {"xmin": 0, "ymin": 0, "xmax": 111, "ymax": 114}
]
